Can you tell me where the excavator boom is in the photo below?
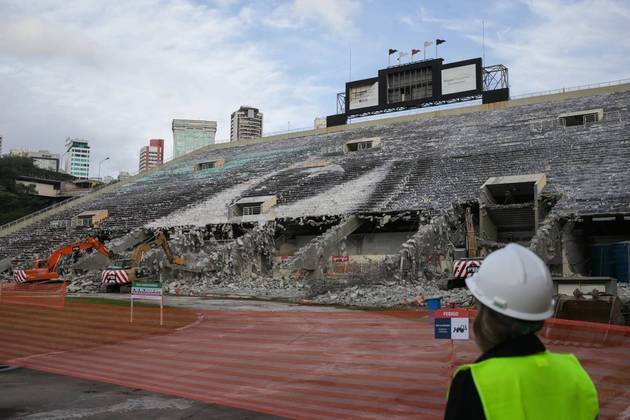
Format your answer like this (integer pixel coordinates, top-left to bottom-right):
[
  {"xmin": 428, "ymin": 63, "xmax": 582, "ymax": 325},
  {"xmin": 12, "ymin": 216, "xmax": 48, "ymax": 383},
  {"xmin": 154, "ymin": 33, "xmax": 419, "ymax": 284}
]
[
  {"xmin": 101, "ymin": 230, "xmax": 185, "ymax": 288},
  {"xmin": 465, "ymin": 207, "xmax": 477, "ymax": 258}
]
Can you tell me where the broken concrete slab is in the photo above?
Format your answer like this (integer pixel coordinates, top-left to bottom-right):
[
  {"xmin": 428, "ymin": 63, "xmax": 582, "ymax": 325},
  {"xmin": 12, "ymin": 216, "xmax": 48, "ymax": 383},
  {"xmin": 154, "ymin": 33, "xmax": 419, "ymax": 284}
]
[
  {"xmin": 106, "ymin": 229, "xmax": 152, "ymax": 254},
  {"xmin": 71, "ymin": 252, "xmax": 112, "ymax": 272},
  {"xmin": 285, "ymin": 216, "xmax": 364, "ymax": 272}
]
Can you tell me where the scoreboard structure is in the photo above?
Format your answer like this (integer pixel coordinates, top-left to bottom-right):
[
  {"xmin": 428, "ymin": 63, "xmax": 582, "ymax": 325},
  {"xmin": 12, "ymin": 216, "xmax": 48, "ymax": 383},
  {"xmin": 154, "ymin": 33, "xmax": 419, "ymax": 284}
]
[{"xmin": 327, "ymin": 58, "xmax": 509, "ymax": 127}]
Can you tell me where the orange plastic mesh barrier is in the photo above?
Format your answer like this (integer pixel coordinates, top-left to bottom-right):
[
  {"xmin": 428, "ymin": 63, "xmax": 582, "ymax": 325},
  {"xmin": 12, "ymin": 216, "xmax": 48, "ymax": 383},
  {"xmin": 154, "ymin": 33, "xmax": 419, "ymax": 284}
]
[
  {"xmin": 1, "ymin": 303, "xmax": 629, "ymax": 419},
  {"xmin": 0, "ymin": 282, "xmax": 66, "ymax": 308}
]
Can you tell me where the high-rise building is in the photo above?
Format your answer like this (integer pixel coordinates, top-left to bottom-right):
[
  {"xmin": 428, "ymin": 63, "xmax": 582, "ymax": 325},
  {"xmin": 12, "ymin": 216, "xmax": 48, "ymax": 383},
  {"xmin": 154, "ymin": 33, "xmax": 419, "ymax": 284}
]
[
  {"xmin": 139, "ymin": 138, "xmax": 164, "ymax": 172},
  {"xmin": 10, "ymin": 149, "xmax": 61, "ymax": 171},
  {"xmin": 0, "ymin": 135, "xmax": 3, "ymax": 155},
  {"xmin": 64, "ymin": 138, "xmax": 90, "ymax": 178},
  {"xmin": 172, "ymin": 119, "xmax": 217, "ymax": 158},
  {"xmin": 230, "ymin": 106, "xmax": 263, "ymax": 142}
]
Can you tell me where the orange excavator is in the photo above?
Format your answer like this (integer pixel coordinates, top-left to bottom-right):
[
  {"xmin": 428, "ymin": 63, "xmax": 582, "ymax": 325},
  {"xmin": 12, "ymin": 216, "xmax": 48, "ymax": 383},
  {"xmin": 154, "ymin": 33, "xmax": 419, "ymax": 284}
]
[{"xmin": 14, "ymin": 235, "xmax": 112, "ymax": 284}]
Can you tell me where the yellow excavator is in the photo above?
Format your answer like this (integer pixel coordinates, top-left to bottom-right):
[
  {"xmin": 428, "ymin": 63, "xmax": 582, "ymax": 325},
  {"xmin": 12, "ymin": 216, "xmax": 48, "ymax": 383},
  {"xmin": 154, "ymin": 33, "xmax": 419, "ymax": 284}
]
[
  {"xmin": 101, "ymin": 231, "xmax": 185, "ymax": 287},
  {"xmin": 447, "ymin": 207, "xmax": 483, "ymax": 289}
]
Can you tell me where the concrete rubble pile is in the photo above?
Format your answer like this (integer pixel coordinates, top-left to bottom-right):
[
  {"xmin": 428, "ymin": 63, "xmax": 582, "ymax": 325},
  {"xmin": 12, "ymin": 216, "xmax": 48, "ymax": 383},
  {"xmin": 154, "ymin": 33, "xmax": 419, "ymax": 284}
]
[
  {"xmin": 66, "ymin": 272, "xmax": 102, "ymax": 293},
  {"xmin": 138, "ymin": 223, "xmax": 310, "ymax": 300},
  {"xmin": 59, "ymin": 210, "xmax": 472, "ymax": 307}
]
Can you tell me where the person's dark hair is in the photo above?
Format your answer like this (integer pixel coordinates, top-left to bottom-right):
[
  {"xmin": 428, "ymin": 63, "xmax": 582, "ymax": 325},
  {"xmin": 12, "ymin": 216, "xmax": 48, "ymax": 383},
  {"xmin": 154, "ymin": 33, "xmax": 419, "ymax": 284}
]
[{"xmin": 473, "ymin": 302, "xmax": 544, "ymax": 352}]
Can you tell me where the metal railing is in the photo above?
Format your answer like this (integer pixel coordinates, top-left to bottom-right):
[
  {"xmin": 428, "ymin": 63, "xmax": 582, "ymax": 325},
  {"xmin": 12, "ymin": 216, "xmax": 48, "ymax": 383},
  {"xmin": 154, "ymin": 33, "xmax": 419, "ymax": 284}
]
[{"xmin": 511, "ymin": 78, "xmax": 630, "ymax": 100}]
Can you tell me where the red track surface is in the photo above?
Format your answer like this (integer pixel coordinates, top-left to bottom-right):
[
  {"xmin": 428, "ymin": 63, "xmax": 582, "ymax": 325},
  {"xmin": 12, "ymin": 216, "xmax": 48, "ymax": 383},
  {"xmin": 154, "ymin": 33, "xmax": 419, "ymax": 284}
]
[{"xmin": 1, "ymin": 302, "xmax": 629, "ymax": 419}]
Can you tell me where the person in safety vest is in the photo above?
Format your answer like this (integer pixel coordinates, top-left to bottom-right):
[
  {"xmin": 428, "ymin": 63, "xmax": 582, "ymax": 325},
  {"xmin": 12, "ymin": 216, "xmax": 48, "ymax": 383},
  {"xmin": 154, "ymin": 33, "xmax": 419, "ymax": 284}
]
[{"xmin": 445, "ymin": 243, "xmax": 598, "ymax": 420}]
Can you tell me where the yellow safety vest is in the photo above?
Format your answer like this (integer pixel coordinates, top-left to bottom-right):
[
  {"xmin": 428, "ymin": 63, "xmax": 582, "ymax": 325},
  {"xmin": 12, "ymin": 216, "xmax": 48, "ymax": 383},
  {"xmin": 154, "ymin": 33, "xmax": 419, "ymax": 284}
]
[{"xmin": 454, "ymin": 351, "xmax": 598, "ymax": 420}]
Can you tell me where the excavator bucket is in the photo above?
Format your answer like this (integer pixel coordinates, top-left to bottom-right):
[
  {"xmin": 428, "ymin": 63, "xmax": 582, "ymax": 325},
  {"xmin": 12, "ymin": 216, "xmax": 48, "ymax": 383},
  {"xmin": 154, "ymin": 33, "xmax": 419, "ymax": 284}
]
[{"xmin": 554, "ymin": 292, "xmax": 625, "ymax": 325}]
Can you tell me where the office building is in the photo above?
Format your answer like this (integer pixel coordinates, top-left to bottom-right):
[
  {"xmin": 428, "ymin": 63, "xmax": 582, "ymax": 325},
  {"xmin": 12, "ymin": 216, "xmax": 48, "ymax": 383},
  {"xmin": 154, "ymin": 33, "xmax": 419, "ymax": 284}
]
[
  {"xmin": 172, "ymin": 119, "xmax": 217, "ymax": 158},
  {"xmin": 64, "ymin": 138, "xmax": 90, "ymax": 178},
  {"xmin": 139, "ymin": 138, "xmax": 164, "ymax": 172},
  {"xmin": 230, "ymin": 106, "xmax": 263, "ymax": 142}
]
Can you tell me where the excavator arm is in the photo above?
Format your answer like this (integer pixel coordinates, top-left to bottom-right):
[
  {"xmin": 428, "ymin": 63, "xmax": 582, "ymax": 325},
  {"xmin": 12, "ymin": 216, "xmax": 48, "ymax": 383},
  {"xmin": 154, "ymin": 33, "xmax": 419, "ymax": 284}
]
[
  {"xmin": 46, "ymin": 236, "xmax": 111, "ymax": 272},
  {"xmin": 155, "ymin": 232, "xmax": 185, "ymax": 266},
  {"xmin": 465, "ymin": 207, "xmax": 477, "ymax": 258}
]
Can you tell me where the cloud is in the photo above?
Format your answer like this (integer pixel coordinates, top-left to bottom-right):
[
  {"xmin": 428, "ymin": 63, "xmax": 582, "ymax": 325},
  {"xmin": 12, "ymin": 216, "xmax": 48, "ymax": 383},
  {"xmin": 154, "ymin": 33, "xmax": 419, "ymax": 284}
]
[
  {"xmin": 400, "ymin": 7, "xmax": 473, "ymax": 33},
  {"xmin": 264, "ymin": 0, "xmax": 361, "ymax": 34},
  {"xmin": 0, "ymin": 0, "xmax": 337, "ymax": 177},
  {"xmin": 414, "ymin": 0, "xmax": 630, "ymax": 93},
  {"xmin": 480, "ymin": 0, "xmax": 630, "ymax": 92},
  {"xmin": 0, "ymin": 17, "xmax": 100, "ymax": 65}
]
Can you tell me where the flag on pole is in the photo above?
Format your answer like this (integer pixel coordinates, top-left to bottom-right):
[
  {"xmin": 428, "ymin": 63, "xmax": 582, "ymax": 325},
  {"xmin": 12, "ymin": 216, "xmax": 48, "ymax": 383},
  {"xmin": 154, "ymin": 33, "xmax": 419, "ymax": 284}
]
[
  {"xmin": 424, "ymin": 41, "xmax": 433, "ymax": 48},
  {"xmin": 436, "ymin": 39, "xmax": 446, "ymax": 45},
  {"xmin": 388, "ymin": 48, "xmax": 398, "ymax": 55},
  {"xmin": 397, "ymin": 50, "xmax": 409, "ymax": 64},
  {"xmin": 411, "ymin": 48, "xmax": 421, "ymax": 56}
]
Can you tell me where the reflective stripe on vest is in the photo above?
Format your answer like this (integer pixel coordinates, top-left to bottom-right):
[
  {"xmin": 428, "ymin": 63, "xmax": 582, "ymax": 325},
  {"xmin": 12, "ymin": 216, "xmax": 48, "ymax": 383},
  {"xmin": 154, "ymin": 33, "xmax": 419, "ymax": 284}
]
[{"xmin": 454, "ymin": 351, "xmax": 598, "ymax": 420}]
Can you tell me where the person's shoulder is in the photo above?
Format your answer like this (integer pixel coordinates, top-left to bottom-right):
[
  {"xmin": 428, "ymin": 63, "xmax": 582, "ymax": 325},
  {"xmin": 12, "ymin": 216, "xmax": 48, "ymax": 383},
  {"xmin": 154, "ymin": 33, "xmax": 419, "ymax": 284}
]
[
  {"xmin": 446, "ymin": 368, "xmax": 485, "ymax": 420},
  {"xmin": 451, "ymin": 367, "xmax": 474, "ymax": 389}
]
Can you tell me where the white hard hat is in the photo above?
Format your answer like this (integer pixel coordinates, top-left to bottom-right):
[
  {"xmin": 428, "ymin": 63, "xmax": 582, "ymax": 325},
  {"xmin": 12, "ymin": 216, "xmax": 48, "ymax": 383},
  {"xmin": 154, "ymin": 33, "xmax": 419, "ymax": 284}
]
[{"xmin": 466, "ymin": 243, "xmax": 554, "ymax": 321}]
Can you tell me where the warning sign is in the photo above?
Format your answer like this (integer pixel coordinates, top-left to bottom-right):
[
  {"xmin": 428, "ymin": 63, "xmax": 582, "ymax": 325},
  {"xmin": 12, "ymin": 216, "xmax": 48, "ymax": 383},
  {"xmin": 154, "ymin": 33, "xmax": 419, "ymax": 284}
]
[{"xmin": 434, "ymin": 308, "xmax": 470, "ymax": 340}]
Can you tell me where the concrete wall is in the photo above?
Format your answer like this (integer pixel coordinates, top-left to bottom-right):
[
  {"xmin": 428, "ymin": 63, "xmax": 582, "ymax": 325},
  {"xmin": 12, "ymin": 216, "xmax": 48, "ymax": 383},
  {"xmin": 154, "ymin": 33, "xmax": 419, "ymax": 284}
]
[
  {"xmin": 344, "ymin": 232, "xmax": 413, "ymax": 255},
  {"xmin": 17, "ymin": 181, "xmax": 58, "ymax": 198},
  {"xmin": 277, "ymin": 235, "xmax": 318, "ymax": 256}
]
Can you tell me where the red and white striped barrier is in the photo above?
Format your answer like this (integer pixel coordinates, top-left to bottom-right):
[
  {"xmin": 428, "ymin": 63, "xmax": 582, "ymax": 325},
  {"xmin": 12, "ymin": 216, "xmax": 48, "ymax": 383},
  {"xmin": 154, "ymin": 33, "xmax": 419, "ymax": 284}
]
[
  {"xmin": 14, "ymin": 270, "xmax": 27, "ymax": 283},
  {"xmin": 101, "ymin": 269, "xmax": 130, "ymax": 285},
  {"xmin": 452, "ymin": 259, "xmax": 481, "ymax": 279}
]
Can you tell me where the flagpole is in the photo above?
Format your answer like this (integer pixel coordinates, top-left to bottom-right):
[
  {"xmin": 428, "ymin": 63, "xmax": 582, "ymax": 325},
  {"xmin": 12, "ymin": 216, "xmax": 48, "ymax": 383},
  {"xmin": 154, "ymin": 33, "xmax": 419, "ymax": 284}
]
[
  {"xmin": 482, "ymin": 20, "xmax": 486, "ymax": 64},
  {"xmin": 349, "ymin": 47, "xmax": 352, "ymax": 81}
]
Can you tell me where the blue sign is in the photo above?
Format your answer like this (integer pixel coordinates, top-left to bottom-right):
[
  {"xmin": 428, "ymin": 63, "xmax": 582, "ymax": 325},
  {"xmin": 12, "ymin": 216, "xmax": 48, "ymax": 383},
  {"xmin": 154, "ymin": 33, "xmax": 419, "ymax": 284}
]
[
  {"xmin": 435, "ymin": 318, "xmax": 452, "ymax": 339},
  {"xmin": 434, "ymin": 316, "xmax": 470, "ymax": 340}
]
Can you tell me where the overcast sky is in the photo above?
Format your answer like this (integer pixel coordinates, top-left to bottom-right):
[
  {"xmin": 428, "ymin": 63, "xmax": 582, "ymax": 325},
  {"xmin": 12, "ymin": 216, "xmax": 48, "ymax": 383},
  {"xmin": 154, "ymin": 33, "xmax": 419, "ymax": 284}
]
[{"xmin": 1, "ymin": 0, "xmax": 629, "ymax": 177}]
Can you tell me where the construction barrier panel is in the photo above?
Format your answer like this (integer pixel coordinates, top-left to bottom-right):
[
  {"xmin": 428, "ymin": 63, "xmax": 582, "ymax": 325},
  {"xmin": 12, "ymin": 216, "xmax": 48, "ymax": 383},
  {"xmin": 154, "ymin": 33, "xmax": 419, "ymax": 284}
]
[
  {"xmin": 0, "ymin": 282, "xmax": 67, "ymax": 309},
  {"xmin": 0, "ymin": 301, "xmax": 628, "ymax": 419}
]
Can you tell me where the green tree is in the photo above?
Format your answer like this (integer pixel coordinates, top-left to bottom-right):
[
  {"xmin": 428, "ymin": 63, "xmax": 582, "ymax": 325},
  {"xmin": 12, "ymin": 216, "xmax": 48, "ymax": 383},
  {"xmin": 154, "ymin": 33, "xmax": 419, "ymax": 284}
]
[{"xmin": 0, "ymin": 156, "xmax": 75, "ymax": 225}]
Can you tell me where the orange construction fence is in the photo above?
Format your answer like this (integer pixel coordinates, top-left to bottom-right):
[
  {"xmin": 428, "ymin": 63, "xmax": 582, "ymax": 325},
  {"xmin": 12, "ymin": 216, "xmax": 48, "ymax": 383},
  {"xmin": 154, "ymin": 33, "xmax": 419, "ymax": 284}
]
[
  {"xmin": 0, "ymin": 282, "xmax": 67, "ymax": 309},
  {"xmin": 0, "ymin": 301, "xmax": 628, "ymax": 419}
]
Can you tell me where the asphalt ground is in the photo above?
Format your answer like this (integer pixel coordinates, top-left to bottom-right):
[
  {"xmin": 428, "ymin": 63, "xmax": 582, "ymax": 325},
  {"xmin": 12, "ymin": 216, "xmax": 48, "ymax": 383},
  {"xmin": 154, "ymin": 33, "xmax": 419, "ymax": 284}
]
[{"xmin": 0, "ymin": 367, "xmax": 279, "ymax": 419}]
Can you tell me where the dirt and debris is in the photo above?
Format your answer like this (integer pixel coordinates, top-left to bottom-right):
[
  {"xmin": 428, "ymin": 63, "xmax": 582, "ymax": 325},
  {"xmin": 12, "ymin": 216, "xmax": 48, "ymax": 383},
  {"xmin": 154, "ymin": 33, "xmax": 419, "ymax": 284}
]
[{"xmin": 49, "ymin": 212, "xmax": 474, "ymax": 308}]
